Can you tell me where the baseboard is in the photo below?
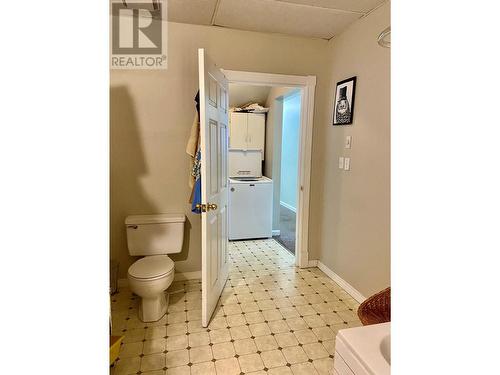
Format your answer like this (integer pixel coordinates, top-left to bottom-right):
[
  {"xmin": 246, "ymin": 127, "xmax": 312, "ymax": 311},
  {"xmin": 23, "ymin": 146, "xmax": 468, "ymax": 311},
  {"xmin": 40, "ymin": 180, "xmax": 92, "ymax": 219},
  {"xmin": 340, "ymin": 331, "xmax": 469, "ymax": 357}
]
[
  {"xmin": 272, "ymin": 230, "xmax": 281, "ymax": 236},
  {"xmin": 116, "ymin": 270, "xmax": 201, "ymax": 289},
  {"xmin": 316, "ymin": 260, "xmax": 366, "ymax": 303},
  {"xmin": 174, "ymin": 271, "xmax": 201, "ymax": 281},
  {"xmin": 307, "ymin": 260, "xmax": 318, "ymax": 267},
  {"xmin": 280, "ymin": 201, "xmax": 297, "ymax": 213}
]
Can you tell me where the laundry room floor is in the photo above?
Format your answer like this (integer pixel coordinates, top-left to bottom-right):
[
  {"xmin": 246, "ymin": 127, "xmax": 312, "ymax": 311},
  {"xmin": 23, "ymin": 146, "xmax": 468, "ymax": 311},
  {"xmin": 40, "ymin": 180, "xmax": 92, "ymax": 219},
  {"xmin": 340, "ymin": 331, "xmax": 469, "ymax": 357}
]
[
  {"xmin": 274, "ymin": 206, "xmax": 296, "ymax": 254},
  {"xmin": 110, "ymin": 239, "xmax": 362, "ymax": 375}
]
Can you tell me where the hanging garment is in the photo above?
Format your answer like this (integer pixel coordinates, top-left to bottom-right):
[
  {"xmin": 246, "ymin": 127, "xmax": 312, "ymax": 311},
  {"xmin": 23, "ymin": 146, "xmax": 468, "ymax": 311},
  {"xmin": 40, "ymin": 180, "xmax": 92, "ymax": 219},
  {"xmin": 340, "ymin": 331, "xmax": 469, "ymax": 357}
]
[
  {"xmin": 191, "ymin": 149, "xmax": 202, "ymax": 214},
  {"xmin": 186, "ymin": 91, "xmax": 202, "ymax": 213},
  {"xmin": 186, "ymin": 112, "xmax": 200, "ymax": 190}
]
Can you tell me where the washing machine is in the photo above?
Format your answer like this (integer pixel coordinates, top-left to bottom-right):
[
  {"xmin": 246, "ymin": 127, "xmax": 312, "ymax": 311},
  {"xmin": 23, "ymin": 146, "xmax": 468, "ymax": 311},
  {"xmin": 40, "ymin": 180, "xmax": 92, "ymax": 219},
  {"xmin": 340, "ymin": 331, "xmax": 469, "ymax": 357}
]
[{"xmin": 228, "ymin": 176, "xmax": 273, "ymax": 240}]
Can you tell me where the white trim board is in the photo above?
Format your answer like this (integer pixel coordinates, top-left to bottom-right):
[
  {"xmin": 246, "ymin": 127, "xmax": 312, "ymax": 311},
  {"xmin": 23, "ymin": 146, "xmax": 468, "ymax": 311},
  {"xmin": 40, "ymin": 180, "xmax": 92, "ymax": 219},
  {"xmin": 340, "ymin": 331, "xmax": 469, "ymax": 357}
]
[
  {"xmin": 223, "ymin": 69, "xmax": 316, "ymax": 270},
  {"xmin": 116, "ymin": 270, "xmax": 202, "ymax": 289},
  {"xmin": 315, "ymin": 261, "xmax": 366, "ymax": 303},
  {"xmin": 272, "ymin": 229, "xmax": 281, "ymax": 236},
  {"xmin": 280, "ymin": 201, "xmax": 297, "ymax": 213},
  {"xmin": 307, "ymin": 260, "xmax": 318, "ymax": 267}
]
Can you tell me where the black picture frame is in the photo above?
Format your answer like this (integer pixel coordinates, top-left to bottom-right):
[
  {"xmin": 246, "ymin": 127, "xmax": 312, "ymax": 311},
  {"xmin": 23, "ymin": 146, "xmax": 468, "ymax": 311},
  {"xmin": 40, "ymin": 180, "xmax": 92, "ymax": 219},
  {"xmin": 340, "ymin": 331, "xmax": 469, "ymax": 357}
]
[{"xmin": 333, "ymin": 76, "xmax": 357, "ymax": 125}]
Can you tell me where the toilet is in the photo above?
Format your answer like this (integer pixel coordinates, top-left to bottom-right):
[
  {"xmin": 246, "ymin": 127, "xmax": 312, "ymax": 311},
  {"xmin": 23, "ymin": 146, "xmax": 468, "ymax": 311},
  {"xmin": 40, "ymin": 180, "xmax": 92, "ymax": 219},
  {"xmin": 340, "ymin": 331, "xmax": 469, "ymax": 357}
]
[{"xmin": 125, "ymin": 213, "xmax": 185, "ymax": 322}]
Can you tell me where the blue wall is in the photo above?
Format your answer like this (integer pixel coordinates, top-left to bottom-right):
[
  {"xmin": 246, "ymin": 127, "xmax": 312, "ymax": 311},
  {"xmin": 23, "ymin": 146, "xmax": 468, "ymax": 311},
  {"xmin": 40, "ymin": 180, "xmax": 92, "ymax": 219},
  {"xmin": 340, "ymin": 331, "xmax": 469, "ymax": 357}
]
[{"xmin": 280, "ymin": 92, "xmax": 301, "ymax": 211}]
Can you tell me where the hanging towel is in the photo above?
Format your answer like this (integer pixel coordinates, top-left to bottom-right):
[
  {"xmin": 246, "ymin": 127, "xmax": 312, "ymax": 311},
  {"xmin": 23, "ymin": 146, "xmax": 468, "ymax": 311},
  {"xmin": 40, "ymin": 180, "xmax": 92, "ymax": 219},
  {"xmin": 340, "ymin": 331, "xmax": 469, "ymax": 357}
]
[
  {"xmin": 186, "ymin": 113, "xmax": 199, "ymax": 158},
  {"xmin": 186, "ymin": 112, "xmax": 199, "ymax": 190}
]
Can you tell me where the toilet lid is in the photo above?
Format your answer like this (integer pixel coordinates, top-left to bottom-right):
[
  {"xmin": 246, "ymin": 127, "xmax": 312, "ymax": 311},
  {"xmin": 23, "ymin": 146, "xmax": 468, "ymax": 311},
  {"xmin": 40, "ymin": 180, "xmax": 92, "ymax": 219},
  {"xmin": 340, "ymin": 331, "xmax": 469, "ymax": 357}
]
[{"xmin": 128, "ymin": 255, "xmax": 174, "ymax": 279}]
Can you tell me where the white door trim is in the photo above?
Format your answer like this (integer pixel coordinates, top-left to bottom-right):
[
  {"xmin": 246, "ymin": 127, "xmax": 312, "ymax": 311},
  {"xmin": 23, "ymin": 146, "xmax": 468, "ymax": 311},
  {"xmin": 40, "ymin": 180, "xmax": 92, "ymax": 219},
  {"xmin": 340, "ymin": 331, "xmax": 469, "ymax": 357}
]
[{"xmin": 222, "ymin": 70, "xmax": 316, "ymax": 269}]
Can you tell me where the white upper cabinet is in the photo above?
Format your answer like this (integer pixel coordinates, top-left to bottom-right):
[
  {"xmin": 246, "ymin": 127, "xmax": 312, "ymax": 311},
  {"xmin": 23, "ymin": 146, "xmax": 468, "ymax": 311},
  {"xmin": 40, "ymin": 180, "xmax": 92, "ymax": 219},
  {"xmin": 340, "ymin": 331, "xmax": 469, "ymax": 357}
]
[
  {"xmin": 229, "ymin": 112, "xmax": 248, "ymax": 150},
  {"xmin": 229, "ymin": 112, "xmax": 265, "ymax": 158},
  {"xmin": 247, "ymin": 113, "xmax": 265, "ymax": 151}
]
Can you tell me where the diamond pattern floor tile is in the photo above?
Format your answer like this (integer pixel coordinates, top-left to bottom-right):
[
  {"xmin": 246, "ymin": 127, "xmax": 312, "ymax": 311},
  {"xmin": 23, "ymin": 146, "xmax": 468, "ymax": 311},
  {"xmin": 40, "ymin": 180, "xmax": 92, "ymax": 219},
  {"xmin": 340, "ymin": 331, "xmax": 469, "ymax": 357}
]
[{"xmin": 111, "ymin": 239, "xmax": 361, "ymax": 375}]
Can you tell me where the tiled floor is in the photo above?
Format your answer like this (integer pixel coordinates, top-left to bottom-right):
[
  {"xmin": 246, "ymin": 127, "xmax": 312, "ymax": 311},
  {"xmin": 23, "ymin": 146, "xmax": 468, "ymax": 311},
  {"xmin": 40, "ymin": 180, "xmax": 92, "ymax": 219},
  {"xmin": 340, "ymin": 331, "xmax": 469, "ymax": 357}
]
[{"xmin": 111, "ymin": 239, "xmax": 362, "ymax": 375}]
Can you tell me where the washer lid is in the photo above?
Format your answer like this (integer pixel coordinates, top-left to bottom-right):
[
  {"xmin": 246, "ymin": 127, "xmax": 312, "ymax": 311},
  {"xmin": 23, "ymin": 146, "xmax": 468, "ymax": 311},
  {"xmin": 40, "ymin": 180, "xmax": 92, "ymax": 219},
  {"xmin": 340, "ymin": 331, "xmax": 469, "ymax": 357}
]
[
  {"xmin": 229, "ymin": 176, "xmax": 272, "ymax": 184},
  {"xmin": 128, "ymin": 255, "xmax": 174, "ymax": 279}
]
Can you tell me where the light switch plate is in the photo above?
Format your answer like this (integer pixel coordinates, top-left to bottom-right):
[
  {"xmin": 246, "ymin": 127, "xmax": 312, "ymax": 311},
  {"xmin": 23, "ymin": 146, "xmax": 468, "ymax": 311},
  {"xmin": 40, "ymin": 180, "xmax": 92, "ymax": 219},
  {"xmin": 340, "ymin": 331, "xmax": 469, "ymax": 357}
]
[
  {"xmin": 345, "ymin": 136, "xmax": 352, "ymax": 149},
  {"xmin": 338, "ymin": 157, "xmax": 344, "ymax": 169},
  {"xmin": 344, "ymin": 157, "xmax": 351, "ymax": 170}
]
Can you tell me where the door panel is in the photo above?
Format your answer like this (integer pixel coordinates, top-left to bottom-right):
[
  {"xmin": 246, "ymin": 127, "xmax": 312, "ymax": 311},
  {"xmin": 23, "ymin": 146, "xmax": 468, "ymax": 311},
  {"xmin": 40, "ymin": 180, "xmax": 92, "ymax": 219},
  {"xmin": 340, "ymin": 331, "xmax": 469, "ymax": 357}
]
[
  {"xmin": 209, "ymin": 119, "xmax": 218, "ymax": 195},
  {"xmin": 209, "ymin": 79, "xmax": 218, "ymax": 107},
  {"xmin": 219, "ymin": 86, "xmax": 227, "ymax": 112},
  {"xmin": 220, "ymin": 125, "xmax": 228, "ymax": 188},
  {"xmin": 220, "ymin": 204, "xmax": 228, "ymax": 266},
  {"xmin": 199, "ymin": 49, "xmax": 230, "ymax": 327},
  {"xmin": 209, "ymin": 214, "xmax": 218, "ymax": 287}
]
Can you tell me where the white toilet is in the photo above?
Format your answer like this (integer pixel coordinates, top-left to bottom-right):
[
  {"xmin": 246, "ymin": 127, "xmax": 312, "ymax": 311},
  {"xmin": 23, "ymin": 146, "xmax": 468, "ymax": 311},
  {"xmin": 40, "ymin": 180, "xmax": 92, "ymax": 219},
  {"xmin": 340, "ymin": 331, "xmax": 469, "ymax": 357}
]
[{"xmin": 125, "ymin": 213, "xmax": 185, "ymax": 322}]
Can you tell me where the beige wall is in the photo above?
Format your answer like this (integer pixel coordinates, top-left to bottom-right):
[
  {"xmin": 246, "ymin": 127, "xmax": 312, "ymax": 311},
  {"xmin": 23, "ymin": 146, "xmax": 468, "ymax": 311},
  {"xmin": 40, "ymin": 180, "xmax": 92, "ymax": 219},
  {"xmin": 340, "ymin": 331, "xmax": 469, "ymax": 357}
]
[
  {"xmin": 111, "ymin": 5, "xmax": 391, "ymax": 296},
  {"xmin": 111, "ymin": 21, "xmax": 330, "ymax": 278},
  {"xmin": 309, "ymin": 2, "xmax": 391, "ymax": 297}
]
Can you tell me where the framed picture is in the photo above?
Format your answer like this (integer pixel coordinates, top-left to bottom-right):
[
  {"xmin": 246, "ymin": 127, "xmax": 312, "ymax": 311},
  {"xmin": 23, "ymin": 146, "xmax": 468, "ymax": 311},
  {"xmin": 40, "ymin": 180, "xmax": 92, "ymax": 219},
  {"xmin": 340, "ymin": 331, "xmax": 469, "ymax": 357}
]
[{"xmin": 333, "ymin": 76, "xmax": 357, "ymax": 125}]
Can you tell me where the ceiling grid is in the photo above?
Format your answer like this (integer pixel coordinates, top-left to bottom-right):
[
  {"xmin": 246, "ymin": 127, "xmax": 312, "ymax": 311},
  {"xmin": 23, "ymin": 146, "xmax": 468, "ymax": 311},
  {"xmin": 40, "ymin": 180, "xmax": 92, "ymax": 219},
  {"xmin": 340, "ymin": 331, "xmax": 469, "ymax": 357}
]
[{"xmin": 167, "ymin": 0, "xmax": 387, "ymax": 40}]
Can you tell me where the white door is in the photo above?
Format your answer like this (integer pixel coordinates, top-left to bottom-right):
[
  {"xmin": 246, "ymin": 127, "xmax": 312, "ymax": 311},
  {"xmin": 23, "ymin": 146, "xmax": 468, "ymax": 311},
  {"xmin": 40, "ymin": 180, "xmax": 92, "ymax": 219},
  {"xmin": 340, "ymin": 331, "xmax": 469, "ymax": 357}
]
[
  {"xmin": 198, "ymin": 49, "xmax": 230, "ymax": 327},
  {"xmin": 229, "ymin": 112, "xmax": 248, "ymax": 149}
]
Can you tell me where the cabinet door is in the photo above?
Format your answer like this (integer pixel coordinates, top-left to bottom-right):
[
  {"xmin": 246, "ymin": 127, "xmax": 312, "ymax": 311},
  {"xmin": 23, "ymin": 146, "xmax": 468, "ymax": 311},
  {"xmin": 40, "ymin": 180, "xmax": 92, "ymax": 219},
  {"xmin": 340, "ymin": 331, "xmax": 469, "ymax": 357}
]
[
  {"xmin": 247, "ymin": 113, "xmax": 265, "ymax": 156},
  {"xmin": 229, "ymin": 112, "xmax": 248, "ymax": 149}
]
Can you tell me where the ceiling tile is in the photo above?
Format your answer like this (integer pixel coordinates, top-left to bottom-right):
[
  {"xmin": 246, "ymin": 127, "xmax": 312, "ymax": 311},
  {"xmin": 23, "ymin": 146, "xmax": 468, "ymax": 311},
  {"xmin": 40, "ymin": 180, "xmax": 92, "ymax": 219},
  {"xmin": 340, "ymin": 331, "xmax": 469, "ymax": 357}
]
[
  {"xmin": 168, "ymin": 0, "xmax": 218, "ymax": 25},
  {"xmin": 214, "ymin": 0, "xmax": 362, "ymax": 39},
  {"xmin": 275, "ymin": 0, "xmax": 386, "ymax": 14}
]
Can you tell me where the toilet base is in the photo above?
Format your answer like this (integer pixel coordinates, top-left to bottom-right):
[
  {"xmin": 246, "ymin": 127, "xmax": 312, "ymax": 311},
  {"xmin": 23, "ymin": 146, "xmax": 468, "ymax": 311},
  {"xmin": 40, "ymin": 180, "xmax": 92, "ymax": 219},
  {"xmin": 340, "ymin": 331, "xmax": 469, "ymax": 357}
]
[{"xmin": 138, "ymin": 292, "xmax": 169, "ymax": 322}]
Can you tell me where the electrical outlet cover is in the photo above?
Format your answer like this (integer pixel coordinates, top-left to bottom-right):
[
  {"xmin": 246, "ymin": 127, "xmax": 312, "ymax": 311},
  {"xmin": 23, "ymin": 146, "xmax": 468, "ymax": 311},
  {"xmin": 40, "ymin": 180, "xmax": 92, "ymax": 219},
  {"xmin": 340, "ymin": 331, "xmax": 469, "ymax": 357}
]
[
  {"xmin": 344, "ymin": 157, "xmax": 350, "ymax": 170},
  {"xmin": 345, "ymin": 136, "xmax": 352, "ymax": 149}
]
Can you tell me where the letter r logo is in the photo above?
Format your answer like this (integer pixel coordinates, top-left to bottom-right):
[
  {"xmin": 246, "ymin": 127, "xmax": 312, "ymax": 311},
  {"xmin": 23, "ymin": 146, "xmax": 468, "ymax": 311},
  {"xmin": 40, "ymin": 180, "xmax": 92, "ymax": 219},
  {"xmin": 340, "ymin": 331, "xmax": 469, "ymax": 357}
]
[{"xmin": 112, "ymin": 3, "xmax": 162, "ymax": 55}]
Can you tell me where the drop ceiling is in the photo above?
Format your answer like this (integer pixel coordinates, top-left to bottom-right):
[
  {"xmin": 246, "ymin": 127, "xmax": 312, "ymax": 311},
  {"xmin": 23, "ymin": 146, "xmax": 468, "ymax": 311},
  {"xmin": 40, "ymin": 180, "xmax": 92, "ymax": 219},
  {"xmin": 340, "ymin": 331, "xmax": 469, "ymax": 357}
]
[{"xmin": 167, "ymin": 0, "xmax": 387, "ymax": 40}]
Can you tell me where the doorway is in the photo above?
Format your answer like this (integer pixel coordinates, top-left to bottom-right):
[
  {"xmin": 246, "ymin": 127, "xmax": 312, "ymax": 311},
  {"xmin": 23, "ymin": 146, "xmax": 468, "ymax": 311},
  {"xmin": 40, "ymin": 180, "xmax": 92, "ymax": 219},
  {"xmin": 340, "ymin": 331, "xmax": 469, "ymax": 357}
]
[
  {"xmin": 226, "ymin": 84, "xmax": 301, "ymax": 256},
  {"xmin": 224, "ymin": 70, "xmax": 316, "ymax": 268},
  {"xmin": 275, "ymin": 90, "xmax": 301, "ymax": 254}
]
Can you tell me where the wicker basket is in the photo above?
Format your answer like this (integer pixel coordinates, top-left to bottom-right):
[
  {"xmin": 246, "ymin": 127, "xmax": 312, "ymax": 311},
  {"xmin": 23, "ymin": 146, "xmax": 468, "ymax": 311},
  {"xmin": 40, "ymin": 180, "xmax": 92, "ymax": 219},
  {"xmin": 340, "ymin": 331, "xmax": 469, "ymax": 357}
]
[{"xmin": 357, "ymin": 287, "xmax": 391, "ymax": 326}]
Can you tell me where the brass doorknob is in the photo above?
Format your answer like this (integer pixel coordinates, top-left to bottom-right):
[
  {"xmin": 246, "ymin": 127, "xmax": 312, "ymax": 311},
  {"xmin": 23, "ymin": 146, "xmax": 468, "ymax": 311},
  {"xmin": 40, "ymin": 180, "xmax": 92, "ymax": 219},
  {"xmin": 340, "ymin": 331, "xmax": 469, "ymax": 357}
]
[
  {"xmin": 195, "ymin": 203, "xmax": 207, "ymax": 212},
  {"xmin": 207, "ymin": 203, "xmax": 218, "ymax": 211}
]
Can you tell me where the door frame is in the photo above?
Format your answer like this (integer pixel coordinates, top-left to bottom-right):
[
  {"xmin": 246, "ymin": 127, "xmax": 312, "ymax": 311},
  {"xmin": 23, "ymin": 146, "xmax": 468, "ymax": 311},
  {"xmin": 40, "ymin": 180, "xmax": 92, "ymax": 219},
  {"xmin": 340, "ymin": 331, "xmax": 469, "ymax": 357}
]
[{"xmin": 222, "ymin": 69, "xmax": 316, "ymax": 268}]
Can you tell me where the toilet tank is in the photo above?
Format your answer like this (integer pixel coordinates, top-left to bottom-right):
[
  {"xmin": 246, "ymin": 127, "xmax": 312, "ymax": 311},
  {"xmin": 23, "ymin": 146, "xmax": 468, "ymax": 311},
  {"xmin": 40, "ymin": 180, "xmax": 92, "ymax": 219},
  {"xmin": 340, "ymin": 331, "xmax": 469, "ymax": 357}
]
[{"xmin": 125, "ymin": 214, "xmax": 186, "ymax": 256}]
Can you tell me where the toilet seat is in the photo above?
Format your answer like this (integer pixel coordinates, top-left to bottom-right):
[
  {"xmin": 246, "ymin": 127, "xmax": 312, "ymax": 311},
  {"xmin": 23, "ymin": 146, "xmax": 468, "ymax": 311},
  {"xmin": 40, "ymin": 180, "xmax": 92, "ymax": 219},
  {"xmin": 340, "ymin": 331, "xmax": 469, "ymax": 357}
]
[{"xmin": 128, "ymin": 255, "xmax": 174, "ymax": 280}]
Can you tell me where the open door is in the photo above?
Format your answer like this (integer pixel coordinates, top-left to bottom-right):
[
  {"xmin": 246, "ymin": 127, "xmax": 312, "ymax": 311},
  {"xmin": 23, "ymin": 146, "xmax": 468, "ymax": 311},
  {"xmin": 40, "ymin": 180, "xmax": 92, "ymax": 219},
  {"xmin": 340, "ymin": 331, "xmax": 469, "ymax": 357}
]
[{"xmin": 198, "ymin": 48, "xmax": 230, "ymax": 327}]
